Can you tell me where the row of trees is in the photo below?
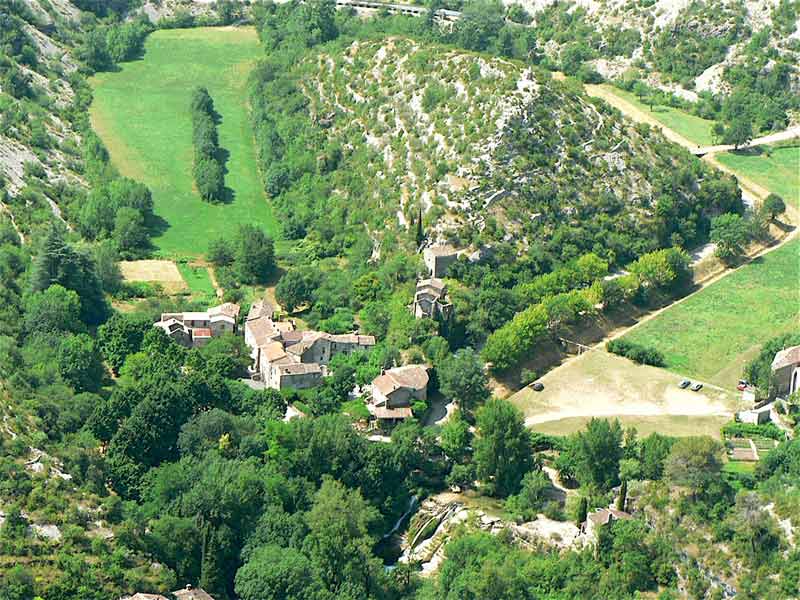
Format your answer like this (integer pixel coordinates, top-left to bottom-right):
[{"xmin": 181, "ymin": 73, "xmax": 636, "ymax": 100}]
[
  {"xmin": 482, "ymin": 247, "xmax": 691, "ymax": 372},
  {"xmin": 190, "ymin": 87, "xmax": 226, "ymax": 202}
]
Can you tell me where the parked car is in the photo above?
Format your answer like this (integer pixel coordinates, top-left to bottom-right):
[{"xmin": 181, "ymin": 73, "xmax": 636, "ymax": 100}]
[
  {"xmin": 737, "ymin": 380, "xmax": 748, "ymax": 391},
  {"xmin": 532, "ymin": 382, "xmax": 544, "ymax": 392},
  {"xmin": 691, "ymin": 383, "xmax": 703, "ymax": 392},
  {"xmin": 678, "ymin": 380, "xmax": 691, "ymax": 389}
]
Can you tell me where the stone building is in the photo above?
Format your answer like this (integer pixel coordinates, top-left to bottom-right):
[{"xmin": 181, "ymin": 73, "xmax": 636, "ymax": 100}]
[
  {"xmin": 583, "ymin": 507, "xmax": 632, "ymax": 541},
  {"xmin": 423, "ymin": 244, "xmax": 459, "ymax": 277},
  {"xmin": 771, "ymin": 345, "xmax": 800, "ymax": 398},
  {"xmin": 412, "ymin": 277, "xmax": 452, "ymax": 320},
  {"xmin": 369, "ymin": 365, "xmax": 429, "ymax": 424},
  {"xmin": 244, "ymin": 299, "xmax": 375, "ymax": 390},
  {"xmin": 153, "ymin": 302, "xmax": 240, "ymax": 348}
]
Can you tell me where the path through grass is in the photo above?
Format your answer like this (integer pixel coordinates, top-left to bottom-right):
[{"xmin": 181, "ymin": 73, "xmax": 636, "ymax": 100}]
[
  {"xmin": 623, "ymin": 239, "xmax": 800, "ymax": 388},
  {"xmin": 591, "ymin": 85, "xmax": 716, "ymax": 146},
  {"xmin": 90, "ymin": 27, "xmax": 277, "ymax": 256},
  {"xmin": 715, "ymin": 145, "xmax": 800, "ymax": 208}
]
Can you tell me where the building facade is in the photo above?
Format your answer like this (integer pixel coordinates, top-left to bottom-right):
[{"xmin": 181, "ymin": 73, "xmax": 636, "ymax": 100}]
[
  {"xmin": 244, "ymin": 300, "xmax": 375, "ymax": 390},
  {"xmin": 153, "ymin": 302, "xmax": 240, "ymax": 348}
]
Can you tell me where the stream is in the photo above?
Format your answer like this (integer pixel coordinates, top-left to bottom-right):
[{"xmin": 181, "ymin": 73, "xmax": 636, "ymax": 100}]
[{"xmin": 375, "ymin": 495, "xmax": 420, "ymax": 566}]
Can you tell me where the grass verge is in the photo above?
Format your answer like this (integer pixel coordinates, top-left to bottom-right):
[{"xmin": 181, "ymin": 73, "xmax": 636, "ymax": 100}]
[
  {"xmin": 714, "ymin": 144, "xmax": 800, "ymax": 208},
  {"xmin": 595, "ymin": 85, "xmax": 716, "ymax": 146}
]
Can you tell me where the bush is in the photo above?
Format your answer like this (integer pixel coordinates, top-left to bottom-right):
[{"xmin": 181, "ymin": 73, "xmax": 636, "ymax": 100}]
[
  {"xmin": 606, "ymin": 339, "xmax": 665, "ymax": 367},
  {"xmin": 723, "ymin": 421, "xmax": 785, "ymax": 441}
]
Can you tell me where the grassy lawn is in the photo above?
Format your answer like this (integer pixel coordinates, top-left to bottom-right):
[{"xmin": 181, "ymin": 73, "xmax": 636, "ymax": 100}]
[
  {"xmin": 90, "ymin": 27, "xmax": 277, "ymax": 257},
  {"xmin": 531, "ymin": 414, "xmax": 729, "ymax": 440},
  {"xmin": 176, "ymin": 262, "xmax": 216, "ymax": 296},
  {"xmin": 714, "ymin": 145, "xmax": 800, "ymax": 207},
  {"xmin": 624, "ymin": 239, "xmax": 800, "ymax": 388},
  {"xmin": 723, "ymin": 461, "xmax": 756, "ymax": 475},
  {"xmin": 598, "ymin": 85, "xmax": 716, "ymax": 146}
]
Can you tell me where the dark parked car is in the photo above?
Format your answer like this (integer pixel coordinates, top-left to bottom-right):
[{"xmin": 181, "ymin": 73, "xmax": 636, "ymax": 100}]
[
  {"xmin": 532, "ymin": 382, "xmax": 544, "ymax": 392},
  {"xmin": 678, "ymin": 379, "xmax": 691, "ymax": 389},
  {"xmin": 691, "ymin": 383, "xmax": 703, "ymax": 392}
]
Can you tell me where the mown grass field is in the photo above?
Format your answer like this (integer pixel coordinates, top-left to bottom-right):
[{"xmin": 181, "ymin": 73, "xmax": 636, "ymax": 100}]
[
  {"xmin": 623, "ymin": 238, "xmax": 800, "ymax": 388},
  {"xmin": 715, "ymin": 145, "xmax": 800, "ymax": 208},
  {"xmin": 90, "ymin": 27, "xmax": 277, "ymax": 257},
  {"xmin": 597, "ymin": 85, "xmax": 716, "ymax": 146}
]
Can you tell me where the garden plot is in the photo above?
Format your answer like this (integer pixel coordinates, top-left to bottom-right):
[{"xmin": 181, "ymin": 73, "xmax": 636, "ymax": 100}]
[
  {"xmin": 508, "ymin": 350, "xmax": 740, "ymax": 439},
  {"xmin": 119, "ymin": 259, "xmax": 187, "ymax": 293}
]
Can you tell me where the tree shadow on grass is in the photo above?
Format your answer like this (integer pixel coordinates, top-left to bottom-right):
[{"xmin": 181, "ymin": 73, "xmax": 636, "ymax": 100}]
[
  {"xmin": 214, "ymin": 145, "xmax": 236, "ymax": 204},
  {"xmin": 147, "ymin": 213, "xmax": 170, "ymax": 241}
]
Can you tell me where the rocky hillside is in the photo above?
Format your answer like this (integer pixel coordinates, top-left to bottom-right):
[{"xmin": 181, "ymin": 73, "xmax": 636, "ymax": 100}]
[
  {"xmin": 515, "ymin": 0, "xmax": 799, "ymax": 100},
  {"xmin": 264, "ymin": 37, "xmax": 740, "ymax": 264},
  {"xmin": 0, "ymin": 0, "xmax": 87, "ymax": 242}
]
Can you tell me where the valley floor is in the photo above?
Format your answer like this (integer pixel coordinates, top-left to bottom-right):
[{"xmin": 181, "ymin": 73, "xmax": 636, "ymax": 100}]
[{"xmin": 90, "ymin": 27, "xmax": 278, "ymax": 257}]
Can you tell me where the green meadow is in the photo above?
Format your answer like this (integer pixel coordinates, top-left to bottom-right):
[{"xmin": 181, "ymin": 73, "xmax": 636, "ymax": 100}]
[
  {"xmin": 623, "ymin": 239, "xmax": 800, "ymax": 387},
  {"xmin": 90, "ymin": 27, "xmax": 277, "ymax": 257},
  {"xmin": 715, "ymin": 145, "xmax": 800, "ymax": 207}
]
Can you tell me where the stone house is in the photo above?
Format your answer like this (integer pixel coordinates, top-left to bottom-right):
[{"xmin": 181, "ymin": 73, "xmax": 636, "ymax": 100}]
[
  {"xmin": 583, "ymin": 507, "xmax": 632, "ymax": 541},
  {"xmin": 153, "ymin": 302, "xmax": 240, "ymax": 348},
  {"xmin": 423, "ymin": 244, "xmax": 459, "ymax": 277},
  {"xmin": 369, "ymin": 365, "xmax": 429, "ymax": 424},
  {"xmin": 771, "ymin": 345, "xmax": 800, "ymax": 398},
  {"xmin": 244, "ymin": 300, "xmax": 375, "ymax": 390},
  {"xmin": 412, "ymin": 278, "xmax": 452, "ymax": 320}
]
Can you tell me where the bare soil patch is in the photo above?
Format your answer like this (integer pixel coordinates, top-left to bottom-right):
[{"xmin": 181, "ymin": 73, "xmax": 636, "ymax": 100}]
[
  {"xmin": 120, "ymin": 259, "xmax": 186, "ymax": 293},
  {"xmin": 508, "ymin": 350, "xmax": 741, "ymax": 438}
]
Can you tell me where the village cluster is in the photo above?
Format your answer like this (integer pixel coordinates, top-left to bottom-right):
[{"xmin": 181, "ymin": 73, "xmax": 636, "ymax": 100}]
[{"xmin": 152, "ymin": 249, "xmax": 457, "ymax": 426}]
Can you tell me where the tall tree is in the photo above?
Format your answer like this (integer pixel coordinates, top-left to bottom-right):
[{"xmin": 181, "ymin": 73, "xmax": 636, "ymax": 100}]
[
  {"xmin": 302, "ymin": 477, "xmax": 380, "ymax": 597},
  {"xmin": 235, "ymin": 224, "xmax": 275, "ymax": 284},
  {"xmin": 573, "ymin": 418, "xmax": 624, "ymax": 491},
  {"xmin": 474, "ymin": 399, "xmax": 534, "ymax": 497},
  {"xmin": 665, "ymin": 436, "xmax": 724, "ymax": 500},
  {"xmin": 29, "ymin": 225, "xmax": 109, "ymax": 324},
  {"xmin": 438, "ymin": 348, "xmax": 490, "ymax": 415}
]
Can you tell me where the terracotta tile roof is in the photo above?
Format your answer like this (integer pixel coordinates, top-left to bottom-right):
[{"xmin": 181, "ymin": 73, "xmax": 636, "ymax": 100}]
[
  {"xmin": 247, "ymin": 299, "xmax": 274, "ymax": 321},
  {"xmin": 417, "ymin": 278, "xmax": 446, "ymax": 292},
  {"xmin": 246, "ymin": 317, "xmax": 281, "ymax": 348},
  {"xmin": 123, "ymin": 594, "xmax": 169, "ymax": 600},
  {"xmin": 772, "ymin": 346, "xmax": 800, "ymax": 371},
  {"xmin": 262, "ymin": 341, "xmax": 288, "ymax": 362},
  {"xmin": 280, "ymin": 330, "xmax": 303, "ymax": 344},
  {"xmin": 425, "ymin": 245, "xmax": 458, "ymax": 256},
  {"xmin": 192, "ymin": 328, "xmax": 212, "ymax": 338},
  {"xmin": 588, "ymin": 508, "xmax": 632, "ymax": 526},
  {"xmin": 373, "ymin": 365, "xmax": 429, "ymax": 396}
]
